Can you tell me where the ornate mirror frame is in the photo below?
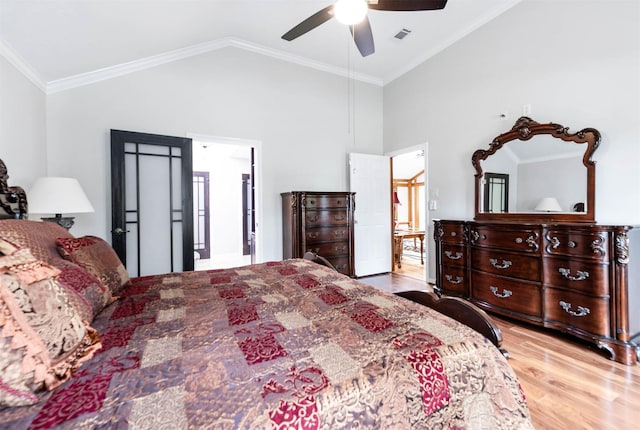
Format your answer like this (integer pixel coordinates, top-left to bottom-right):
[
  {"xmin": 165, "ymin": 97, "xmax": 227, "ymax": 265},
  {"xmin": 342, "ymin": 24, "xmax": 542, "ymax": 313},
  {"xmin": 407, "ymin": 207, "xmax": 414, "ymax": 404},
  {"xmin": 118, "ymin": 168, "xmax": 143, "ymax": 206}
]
[{"xmin": 472, "ymin": 117, "xmax": 600, "ymax": 223}]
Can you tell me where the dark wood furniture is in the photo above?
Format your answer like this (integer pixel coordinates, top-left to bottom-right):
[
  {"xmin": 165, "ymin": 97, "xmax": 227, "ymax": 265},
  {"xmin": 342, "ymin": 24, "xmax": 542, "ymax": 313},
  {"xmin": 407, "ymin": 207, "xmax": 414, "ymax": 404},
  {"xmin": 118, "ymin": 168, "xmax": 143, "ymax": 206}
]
[
  {"xmin": 434, "ymin": 220, "xmax": 639, "ymax": 365},
  {"xmin": 396, "ymin": 289, "xmax": 507, "ymax": 357},
  {"xmin": 0, "ymin": 159, "xmax": 28, "ymax": 219},
  {"xmin": 473, "ymin": 116, "xmax": 599, "ymax": 223},
  {"xmin": 433, "ymin": 116, "xmax": 639, "ymax": 365},
  {"xmin": 281, "ymin": 191, "xmax": 355, "ymax": 277}
]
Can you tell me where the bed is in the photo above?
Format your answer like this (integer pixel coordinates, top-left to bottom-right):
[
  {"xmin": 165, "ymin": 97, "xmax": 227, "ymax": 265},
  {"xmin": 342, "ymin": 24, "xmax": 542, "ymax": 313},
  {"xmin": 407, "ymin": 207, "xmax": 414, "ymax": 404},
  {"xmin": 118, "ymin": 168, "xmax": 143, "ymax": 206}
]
[{"xmin": 0, "ymin": 159, "xmax": 533, "ymax": 429}]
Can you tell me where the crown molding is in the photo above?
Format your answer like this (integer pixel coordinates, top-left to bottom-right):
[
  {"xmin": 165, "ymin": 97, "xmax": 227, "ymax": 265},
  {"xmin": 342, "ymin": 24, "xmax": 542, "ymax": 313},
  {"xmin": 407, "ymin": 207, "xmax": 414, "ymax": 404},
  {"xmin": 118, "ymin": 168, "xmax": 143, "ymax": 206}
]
[
  {"xmin": 46, "ymin": 37, "xmax": 382, "ymax": 94},
  {"xmin": 384, "ymin": 0, "xmax": 524, "ymax": 85},
  {"xmin": 0, "ymin": 38, "xmax": 46, "ymax": 93}
]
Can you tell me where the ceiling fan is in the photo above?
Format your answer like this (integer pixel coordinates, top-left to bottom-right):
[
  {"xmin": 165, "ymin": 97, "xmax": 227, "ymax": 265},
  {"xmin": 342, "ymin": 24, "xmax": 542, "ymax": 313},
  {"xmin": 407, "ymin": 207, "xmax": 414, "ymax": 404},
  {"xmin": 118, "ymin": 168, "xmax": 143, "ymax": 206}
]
[{"xmin": 281, "ymin": 0, "xmax": 448, "ymax": 57}]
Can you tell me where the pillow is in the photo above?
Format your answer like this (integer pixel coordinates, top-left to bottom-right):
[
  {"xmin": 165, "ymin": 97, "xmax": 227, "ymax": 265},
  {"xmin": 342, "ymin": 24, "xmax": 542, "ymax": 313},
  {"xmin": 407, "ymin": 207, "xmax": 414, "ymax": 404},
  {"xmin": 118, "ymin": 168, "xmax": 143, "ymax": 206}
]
[
  {"xmin": 55, "ymin": 259, "xmax": 112, "ymax": 319},
  {"xmin": 0, "ymin": 248, "xmax": 101, "ymax": 407},
  {"xmin": 56, "ymin": 236, "xmax": 130, "ymax": 295},
  {"xmin": 0, "ymin": 219, "xmax": 74, "ymax": 264},
  {"xmin": 0, "ymin": 237, "xmax": 106, "ymax": 321}
]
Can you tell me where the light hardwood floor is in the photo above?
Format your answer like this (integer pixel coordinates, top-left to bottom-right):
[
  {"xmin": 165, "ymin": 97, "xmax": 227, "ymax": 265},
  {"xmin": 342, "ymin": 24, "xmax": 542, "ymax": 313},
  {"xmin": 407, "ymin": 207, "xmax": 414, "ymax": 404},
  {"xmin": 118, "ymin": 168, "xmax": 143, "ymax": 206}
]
[
  {"xmin": 359, "ymin": 273, "xmax": 640, "ymax": 430},
  {"xmin": 393, "ymin": 254, "xmax": 426, "ymax": 281}
]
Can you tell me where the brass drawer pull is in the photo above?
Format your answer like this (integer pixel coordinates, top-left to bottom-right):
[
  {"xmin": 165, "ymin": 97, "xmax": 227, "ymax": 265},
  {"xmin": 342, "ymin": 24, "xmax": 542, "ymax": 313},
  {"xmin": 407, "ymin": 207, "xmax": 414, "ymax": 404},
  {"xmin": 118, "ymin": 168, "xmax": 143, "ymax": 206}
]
[
  {"xmin": 490, "ymin": 258, "xmax": 512, "ymax": 269},
  {"xmin": 307, "ymin": 215, "xmax": 318, "ymax": 222},
  {"xmin": 445, "ymin": 251, "xmax": 463, "ymax": 260},
  {"xmin": 308, "ymin": 232, "xmax": 318, "ymax": 239},
  {"xmin": 558, "ymin": 267, "xmax": 590, "ymax": 281},
  {"xmin": 445, "ymin": 275, "xmax": 463, "ymax": 284},
  {"xmin": 559, "ymin": 301, "xmax": 590, "ymax": 317},
  {"xmin": 333, "ymin": 215, "xmax": 345, "ymax": 221},
  {"xmin": 333, "ymin": 230, "xmax": 346, "ymax": 237},
  {"xmin": 334, "ymin": 245, "xmax": 347, "ymax": 252},
  {"xmin": 490, "ymin": 286, "xmax": 512, "ymax": 298}
]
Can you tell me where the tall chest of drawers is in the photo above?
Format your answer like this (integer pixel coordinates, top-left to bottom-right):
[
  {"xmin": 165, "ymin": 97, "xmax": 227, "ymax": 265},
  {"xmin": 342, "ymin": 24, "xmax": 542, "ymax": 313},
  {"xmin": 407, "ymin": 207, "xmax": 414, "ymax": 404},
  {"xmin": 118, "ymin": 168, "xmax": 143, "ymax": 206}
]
[
  {"xmin": 281, "ymin": 192, "xmax": 355, "ymax": 277},
  {"xmin": 434, "ymin": 219, "xmax": 640, "ymax": 365}
]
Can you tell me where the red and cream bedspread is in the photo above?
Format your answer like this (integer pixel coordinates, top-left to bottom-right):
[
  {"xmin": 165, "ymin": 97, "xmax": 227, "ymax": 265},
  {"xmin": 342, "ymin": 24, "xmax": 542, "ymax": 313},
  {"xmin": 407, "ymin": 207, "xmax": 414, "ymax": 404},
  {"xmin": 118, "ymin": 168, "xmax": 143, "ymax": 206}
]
[{"xmin": 1, "ymin": 259, "xmax": 533, "ymax": 429}]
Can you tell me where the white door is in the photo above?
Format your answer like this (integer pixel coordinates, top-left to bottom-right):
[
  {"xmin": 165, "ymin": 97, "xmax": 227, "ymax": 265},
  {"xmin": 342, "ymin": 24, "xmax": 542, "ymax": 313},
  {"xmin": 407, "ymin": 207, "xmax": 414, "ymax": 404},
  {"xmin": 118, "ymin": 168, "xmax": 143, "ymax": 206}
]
[{"xmin": 349, "ymin": 153, "xmax": 392, "ymax": 277}]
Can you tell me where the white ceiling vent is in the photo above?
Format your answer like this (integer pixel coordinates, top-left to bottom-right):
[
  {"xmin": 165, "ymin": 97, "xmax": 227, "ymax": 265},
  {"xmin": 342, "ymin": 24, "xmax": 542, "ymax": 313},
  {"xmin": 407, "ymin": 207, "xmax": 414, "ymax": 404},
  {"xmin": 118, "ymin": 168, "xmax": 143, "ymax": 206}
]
[{"xmin": 394, "ymin": 28, "xmax": 412, "ymax": 40}]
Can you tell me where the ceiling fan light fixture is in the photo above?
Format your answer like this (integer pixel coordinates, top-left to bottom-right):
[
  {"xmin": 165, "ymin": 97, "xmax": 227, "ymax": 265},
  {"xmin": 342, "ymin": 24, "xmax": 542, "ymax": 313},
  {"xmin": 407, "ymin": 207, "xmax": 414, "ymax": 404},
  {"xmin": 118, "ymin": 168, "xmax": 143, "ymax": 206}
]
[{"xmin": 334, "ymin": 0, "xmax": 368, "ymax": 25}]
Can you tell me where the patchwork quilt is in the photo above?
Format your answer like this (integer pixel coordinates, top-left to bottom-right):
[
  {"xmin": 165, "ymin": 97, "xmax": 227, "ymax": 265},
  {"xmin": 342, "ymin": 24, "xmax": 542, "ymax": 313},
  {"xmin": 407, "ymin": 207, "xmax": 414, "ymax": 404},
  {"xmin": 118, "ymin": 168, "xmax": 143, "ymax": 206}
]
[{"xmin": 0, "ymin": 259, "xmax": 533, "ymax": 429}]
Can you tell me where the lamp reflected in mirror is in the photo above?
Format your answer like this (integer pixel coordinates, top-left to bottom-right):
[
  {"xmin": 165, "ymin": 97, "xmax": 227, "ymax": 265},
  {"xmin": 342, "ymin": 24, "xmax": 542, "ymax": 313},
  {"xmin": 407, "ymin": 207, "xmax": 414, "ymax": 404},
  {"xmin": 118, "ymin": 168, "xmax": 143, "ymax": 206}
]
[{"xmin": 534, "ymin": 197, "xmax": 563, "ymax": 212}]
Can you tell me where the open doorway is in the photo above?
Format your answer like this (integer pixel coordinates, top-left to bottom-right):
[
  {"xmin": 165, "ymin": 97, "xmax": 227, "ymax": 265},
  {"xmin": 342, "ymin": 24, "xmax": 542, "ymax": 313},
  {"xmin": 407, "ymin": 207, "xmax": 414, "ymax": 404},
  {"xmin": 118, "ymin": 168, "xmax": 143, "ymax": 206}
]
[
  {"xmin": 391, "ymin": 146, "xmax": 427, "ymax": 281},
  {"xmin": 192, "ymin": 137, "xmax": 257, "ymax": 270}
]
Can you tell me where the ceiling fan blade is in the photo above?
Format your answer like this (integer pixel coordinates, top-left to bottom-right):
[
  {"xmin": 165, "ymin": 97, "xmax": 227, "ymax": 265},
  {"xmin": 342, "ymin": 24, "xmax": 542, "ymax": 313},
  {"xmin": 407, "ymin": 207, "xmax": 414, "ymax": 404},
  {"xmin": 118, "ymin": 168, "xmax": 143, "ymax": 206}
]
[
  {"xmin": 282, "ymin": 5, "xmax": 335, "ymax": 41},
  {"xmin": 350, "ymin": 15, "xmax": 375, "ymax": 57},
  {"xmin": 368, "ymin": 0, "xmax": 447, "ymax": 11}
]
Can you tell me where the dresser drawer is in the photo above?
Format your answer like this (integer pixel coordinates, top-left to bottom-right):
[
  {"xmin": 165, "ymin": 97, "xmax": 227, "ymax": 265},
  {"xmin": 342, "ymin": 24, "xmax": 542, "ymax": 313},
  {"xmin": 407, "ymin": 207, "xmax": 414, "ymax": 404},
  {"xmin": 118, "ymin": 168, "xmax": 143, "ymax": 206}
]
[
  {"xmin": 438, "ymin": 221, "xmax": 466, "ymax": 244},
  {"xmin": 544, "ymin": 229, "xmax": 609, "ymax": 261},
  {"xmin": 326, "ymin": 256, "xmax": 351, "ymax": 276},
  {"xmin": 305, "ymin": 210, "xmax": 349, "ymax": 226},
  {"xmin": 305, "ymin": 241, "xmax": 350, "ymax": 257},
  {"xmin": 470, "ymin": 225, "xmax": 541, "ymax": 253},
  {"xmin": 545, "ymin": 288, "xmax": 610, "ymax": 337},
  {"xmin": 440, "ymin": 265, "xmax": 468, "ymax": 295},
  {"xmin": 471, "ymin": 248, "xmax": 540, "ymax": 281},
  {"xmin": 441, "ymin": 244, "xmax": 466, "ymax": 267},
  {"xmin": 303, "ymin": 195, "xmax": 350, "ymax": 209},
  {"xmin": 304, "ymin": 227, "xmax": 350, "ymax": 243},
  {"xmin": 472, "ymin": 271, "xmax": 542, "ymax": 317},
  {"xmin": 544, "ymin": 258, "xmax": 609, "ymax": 295}
]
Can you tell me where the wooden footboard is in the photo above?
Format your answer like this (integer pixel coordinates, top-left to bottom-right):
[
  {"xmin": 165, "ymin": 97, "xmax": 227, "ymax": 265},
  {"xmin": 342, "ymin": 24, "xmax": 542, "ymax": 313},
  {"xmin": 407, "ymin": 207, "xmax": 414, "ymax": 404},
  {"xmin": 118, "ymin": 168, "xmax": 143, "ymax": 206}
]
[{"xmin": 396, "ymin": 290, "xmax": 508, "ymax": 357}]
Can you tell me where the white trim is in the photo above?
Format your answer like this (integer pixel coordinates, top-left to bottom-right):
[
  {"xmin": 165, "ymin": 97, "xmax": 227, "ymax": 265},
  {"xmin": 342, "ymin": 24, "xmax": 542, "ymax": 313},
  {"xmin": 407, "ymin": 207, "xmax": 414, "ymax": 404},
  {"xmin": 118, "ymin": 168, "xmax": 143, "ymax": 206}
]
[
  {"xmin": 0, "ymin": 38, "xmax": 46, "ymax": 92},
  {"xmin": 6, "ymin": 1, "xmax": 521, "ymax": 93},
  {"xmin": 384, "ymin": 0, "xmax": 524, "ymax": 85},
  {"xmin": 187, "ymin": 132, "xmax": 264, "ymax": 264},
  {"xmin": 47, "ymin": 37, "xmax": 383, "ymax": 94}
]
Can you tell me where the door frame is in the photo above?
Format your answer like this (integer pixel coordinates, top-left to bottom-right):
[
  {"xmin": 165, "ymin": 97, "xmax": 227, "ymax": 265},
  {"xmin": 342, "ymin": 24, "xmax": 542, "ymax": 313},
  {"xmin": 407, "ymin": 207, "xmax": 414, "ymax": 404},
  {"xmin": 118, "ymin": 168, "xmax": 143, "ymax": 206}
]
[
  {"xmin": 187, "ymin": 133, "xmax": 263, "ymax": 263},
  {"xmin": 386, "ymin": 142, "xmax": 430, "ymax": 283}
]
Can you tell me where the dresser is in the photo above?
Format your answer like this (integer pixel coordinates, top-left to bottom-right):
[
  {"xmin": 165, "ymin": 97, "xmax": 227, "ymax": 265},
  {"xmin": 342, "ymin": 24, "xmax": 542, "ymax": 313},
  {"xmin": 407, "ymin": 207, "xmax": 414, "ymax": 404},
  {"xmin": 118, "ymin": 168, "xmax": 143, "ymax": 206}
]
[
  {"xmin": 434, "ymin": 219, "xmax": 640, "ymax": 365},
  {"xmin": 281, "ymin": 191, "xmax": 355, "ymax": 277}
]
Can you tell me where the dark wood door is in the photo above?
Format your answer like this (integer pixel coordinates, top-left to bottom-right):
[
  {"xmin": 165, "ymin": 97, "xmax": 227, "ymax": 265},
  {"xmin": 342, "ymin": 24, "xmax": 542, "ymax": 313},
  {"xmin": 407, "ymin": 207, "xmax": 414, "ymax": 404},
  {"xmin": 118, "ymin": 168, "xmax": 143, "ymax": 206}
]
[{"xmin": 111, "ymin": 130, "xmax": 194, "ymax": 277}]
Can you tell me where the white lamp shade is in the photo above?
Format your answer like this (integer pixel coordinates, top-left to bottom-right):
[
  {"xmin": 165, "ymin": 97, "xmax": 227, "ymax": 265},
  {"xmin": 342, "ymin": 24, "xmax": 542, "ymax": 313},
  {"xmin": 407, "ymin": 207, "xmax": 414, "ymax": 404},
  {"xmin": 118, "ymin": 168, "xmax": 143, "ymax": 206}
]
[
  {"xmin": 28, "ymin": 177, "xmax": 95, "ymax": 215},
  {"xmin": 534, "ymin": 197, "xmax": 563, "ymax": 212}
]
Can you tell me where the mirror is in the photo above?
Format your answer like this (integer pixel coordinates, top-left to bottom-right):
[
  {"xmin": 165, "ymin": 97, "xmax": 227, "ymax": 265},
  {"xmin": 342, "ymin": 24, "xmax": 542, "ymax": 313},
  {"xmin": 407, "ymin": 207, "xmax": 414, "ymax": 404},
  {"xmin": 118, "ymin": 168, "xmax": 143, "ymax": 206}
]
[{"xmin": 472, "ymin": 117, "xmax": 599, "ymax": 223}]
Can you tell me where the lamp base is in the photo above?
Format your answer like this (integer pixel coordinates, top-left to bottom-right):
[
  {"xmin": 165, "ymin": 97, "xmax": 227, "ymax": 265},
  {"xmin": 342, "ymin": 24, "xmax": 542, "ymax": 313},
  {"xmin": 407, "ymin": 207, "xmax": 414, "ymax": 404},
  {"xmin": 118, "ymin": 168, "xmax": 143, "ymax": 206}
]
[{"xmin": 41, "ymin": 214, "xmax": 75, "ymax": 230}]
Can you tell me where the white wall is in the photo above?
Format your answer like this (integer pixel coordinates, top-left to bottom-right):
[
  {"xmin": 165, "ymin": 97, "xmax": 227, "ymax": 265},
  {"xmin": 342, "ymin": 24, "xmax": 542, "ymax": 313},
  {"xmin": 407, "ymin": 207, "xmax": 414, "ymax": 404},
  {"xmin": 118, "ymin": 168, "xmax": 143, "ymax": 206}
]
[
  {"xmin": 45, "ymin": 47, "xmax": 383, "ymax": 260},
  {"xmin": 0, "ymin": 56, "xmax": 47, "ymax": 187},
  {"xmin": 383, "ymin": 0, "xmax": 640, "ymax": 279}
]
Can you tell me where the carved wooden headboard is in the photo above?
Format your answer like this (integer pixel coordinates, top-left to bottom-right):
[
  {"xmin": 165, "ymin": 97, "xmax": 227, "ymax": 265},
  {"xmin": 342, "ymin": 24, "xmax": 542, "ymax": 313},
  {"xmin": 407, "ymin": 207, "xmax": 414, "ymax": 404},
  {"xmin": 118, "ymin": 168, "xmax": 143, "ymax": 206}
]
[{"xmin": 0, "ymin": 159, "xmax": 28, "ymax": 219}]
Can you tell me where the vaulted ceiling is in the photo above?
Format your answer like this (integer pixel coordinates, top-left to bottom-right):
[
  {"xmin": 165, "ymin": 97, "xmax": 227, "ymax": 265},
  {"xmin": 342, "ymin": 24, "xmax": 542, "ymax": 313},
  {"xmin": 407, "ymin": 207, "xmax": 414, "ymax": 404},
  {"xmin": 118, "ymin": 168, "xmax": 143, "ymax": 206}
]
[{"xmin": 0, "ymin": 0, "xmax": 522, "ymax": 91}]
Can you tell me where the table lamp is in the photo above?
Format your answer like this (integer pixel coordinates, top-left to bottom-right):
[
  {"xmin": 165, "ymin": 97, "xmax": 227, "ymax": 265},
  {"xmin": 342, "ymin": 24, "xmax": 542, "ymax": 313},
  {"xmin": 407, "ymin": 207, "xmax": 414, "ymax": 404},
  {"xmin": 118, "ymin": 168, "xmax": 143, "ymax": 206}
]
[{"xmin": 28, "ymin": 177, "xmax": 94, "ymax": 230}]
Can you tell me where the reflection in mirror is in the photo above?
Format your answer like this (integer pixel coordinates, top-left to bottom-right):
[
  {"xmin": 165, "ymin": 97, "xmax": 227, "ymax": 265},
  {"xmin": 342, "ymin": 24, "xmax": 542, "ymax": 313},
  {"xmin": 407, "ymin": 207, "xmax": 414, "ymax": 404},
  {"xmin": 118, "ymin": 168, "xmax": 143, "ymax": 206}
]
[
  {"xmin": 483, "ymin": 173, "xmax": 509, "ymax": 213},
  {"xmin": 473, "ymin": 117, "xmax": 599, "ymax": 223},
  {"xmin": 479, "ymin": 136, "xmax": 587, "ymax": 213}
]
